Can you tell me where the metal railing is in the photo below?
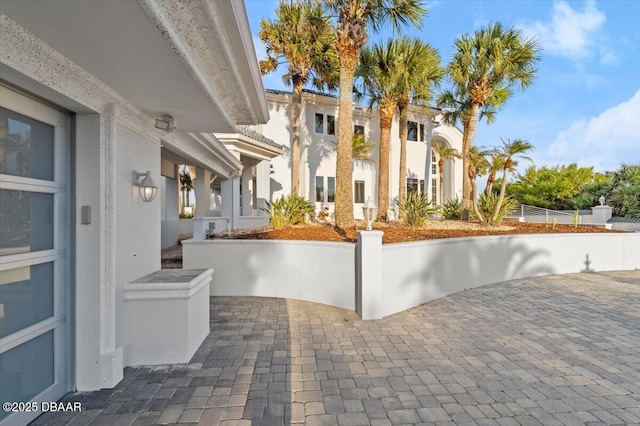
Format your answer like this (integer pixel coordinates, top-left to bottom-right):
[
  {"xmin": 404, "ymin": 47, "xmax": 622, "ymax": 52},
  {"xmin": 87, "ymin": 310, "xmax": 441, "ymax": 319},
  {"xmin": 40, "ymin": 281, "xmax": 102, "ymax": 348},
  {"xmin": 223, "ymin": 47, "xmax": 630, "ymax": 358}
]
[{"xmin": 505, "ymin": 204, "xmax": 583, "ymax": 224}]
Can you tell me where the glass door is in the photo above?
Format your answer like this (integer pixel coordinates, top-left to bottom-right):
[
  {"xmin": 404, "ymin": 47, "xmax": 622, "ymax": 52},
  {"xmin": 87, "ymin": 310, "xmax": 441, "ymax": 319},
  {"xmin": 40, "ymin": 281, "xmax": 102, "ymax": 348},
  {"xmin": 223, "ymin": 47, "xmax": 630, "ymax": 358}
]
[{"xmin": 0, "ymin": 86, "xmax": 69, "ymax": 426}]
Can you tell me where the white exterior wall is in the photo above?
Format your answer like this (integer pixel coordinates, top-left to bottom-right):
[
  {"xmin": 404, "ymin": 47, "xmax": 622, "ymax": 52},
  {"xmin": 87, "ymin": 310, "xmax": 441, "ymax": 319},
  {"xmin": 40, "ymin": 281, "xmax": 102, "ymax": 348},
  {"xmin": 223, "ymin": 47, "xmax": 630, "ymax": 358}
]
[
  {"xmin": 258, "ymin": 91, "xmax": 463, "ymax": 217},
  {"xmin": 182, "ymin": 239, "xmax": 356, "ymax": 310}
]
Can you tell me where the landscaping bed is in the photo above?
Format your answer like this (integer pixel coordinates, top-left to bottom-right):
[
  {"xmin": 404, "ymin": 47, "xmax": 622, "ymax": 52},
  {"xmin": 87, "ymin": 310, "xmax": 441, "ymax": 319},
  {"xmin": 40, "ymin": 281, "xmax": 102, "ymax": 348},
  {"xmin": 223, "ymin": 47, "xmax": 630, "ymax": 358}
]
[{"xmin": 212, "ymin": 220, "xmax": 624, "ymax": 244}]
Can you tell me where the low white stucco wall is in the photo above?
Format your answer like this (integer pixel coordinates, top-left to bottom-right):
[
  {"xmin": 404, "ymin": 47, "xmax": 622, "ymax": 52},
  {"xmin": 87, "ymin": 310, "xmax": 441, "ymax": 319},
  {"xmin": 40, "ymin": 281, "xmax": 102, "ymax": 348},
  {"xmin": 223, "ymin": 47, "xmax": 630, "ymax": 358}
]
[
  {"xmin": 611, "ymin": 222, "xmax": 640, "ymax": 232},
  {"xmin": 380, "ymin": 233, "xmax": 640, "ymax": 318},
  {"xmin": 182, "ymin": 239, "xmax": 355, "ymax": 310}
]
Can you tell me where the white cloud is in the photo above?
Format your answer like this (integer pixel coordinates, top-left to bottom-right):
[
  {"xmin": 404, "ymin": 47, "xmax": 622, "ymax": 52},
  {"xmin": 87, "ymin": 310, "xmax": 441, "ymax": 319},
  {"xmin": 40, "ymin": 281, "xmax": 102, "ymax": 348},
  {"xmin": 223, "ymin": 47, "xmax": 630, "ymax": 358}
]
[
  {"xmin": 523, "ymin": 0, "xmax": 607, "ymax": 63},
  {"xmin": 539, "ymin": 89, "xmax": 640, "ymax": 171}
]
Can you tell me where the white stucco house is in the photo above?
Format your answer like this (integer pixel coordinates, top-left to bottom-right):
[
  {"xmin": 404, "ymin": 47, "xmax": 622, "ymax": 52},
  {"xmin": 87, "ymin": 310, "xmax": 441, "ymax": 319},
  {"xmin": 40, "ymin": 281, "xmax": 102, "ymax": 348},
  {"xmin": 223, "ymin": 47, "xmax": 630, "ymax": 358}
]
[
  {"xmin": 251, "ymin": 89, "xmax": 463, "ymax": 219},
  {"xmin": 0, "ymin": 1, "xmax": 272, "ymax": 424}
]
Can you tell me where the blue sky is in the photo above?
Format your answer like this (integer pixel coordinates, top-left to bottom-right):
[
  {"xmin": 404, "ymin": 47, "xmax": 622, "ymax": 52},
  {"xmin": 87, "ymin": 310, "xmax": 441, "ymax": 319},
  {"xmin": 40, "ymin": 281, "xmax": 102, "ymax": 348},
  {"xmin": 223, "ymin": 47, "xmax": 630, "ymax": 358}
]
[{"xmin": 246, "ymin": 0, "xmax": 640, "ymax": 173}]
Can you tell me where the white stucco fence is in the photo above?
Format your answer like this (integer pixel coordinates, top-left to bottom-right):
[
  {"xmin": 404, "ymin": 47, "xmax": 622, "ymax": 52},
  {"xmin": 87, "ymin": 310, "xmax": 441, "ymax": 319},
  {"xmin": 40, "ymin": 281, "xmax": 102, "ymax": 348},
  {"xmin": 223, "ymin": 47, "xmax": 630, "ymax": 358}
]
[
  {"xmin": 183, "ymin": 232, "xmax": 639, "ymax": 319},
  {"xmin": 183, "ymin": 239, "xmax": 355, "ymax": 310}
]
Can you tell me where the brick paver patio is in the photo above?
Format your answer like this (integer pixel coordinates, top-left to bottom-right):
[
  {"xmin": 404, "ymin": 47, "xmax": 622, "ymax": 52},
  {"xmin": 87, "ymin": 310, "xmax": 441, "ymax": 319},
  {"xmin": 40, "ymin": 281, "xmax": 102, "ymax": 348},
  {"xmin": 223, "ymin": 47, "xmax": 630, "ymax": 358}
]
[{"xmin": 32, "ymin": 271, "xmax": 640, "ymax": 425}]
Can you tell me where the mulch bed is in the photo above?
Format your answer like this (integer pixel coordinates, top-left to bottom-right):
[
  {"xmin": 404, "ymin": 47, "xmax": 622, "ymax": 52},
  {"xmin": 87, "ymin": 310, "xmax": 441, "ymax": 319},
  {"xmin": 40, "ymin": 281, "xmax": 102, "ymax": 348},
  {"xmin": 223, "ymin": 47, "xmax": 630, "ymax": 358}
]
[{"xmin": 212, "ymin": 220, "xmax": 624, "ymax": 244}]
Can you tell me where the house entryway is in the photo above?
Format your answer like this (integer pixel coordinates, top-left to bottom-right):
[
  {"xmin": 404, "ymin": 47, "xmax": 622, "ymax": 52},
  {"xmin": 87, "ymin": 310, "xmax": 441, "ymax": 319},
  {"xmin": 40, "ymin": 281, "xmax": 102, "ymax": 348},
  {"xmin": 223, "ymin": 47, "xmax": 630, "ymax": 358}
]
[{"xmin": 0, "ymin": 86, "xmax": 70, "ymax": 426}]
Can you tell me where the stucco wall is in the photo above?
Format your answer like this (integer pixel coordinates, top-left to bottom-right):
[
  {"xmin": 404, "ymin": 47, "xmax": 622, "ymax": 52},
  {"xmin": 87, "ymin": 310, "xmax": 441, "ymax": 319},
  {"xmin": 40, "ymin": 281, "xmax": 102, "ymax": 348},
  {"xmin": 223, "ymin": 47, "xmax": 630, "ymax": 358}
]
[
  {"xmin": 182, "ymin": 239, "xmax": 356, "ymax": 310},
  {"xmin": 380, "ymin": 233, "xmax": 640, "ymax": 318},
  {"xmin": 114, "ymin": 124, "xmax": 161, "ymax": 365}
]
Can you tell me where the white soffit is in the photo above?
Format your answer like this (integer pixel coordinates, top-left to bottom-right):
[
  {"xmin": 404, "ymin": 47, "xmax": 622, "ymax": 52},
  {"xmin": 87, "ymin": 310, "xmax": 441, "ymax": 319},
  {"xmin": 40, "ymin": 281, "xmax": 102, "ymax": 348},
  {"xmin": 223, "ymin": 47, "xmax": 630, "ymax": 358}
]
[{"xmin": 0, "ymin": 0, "xmax": 268, "ymax": 132}]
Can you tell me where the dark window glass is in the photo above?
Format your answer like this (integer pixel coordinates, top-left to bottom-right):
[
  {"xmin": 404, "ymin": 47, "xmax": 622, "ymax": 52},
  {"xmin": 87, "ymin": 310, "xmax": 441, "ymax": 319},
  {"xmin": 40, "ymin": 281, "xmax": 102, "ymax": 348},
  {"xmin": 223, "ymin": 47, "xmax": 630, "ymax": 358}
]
[
  {"xmin": 354, "ymin": 180, "xmax": 365, "ymax": 203},
  {"xmin": 0, "ymin": 189, "xmax": 54, "ymax": 253},
  {"xmin": 354, "ymin": 125, "xmax": 364, "ymax": 136},
  {"xmin": 315, "ymin": 113, "xmax": 324, "ymax": 133},
  {"xmin": 327, "ymin": 115, "xmax": 335, "ymax": 135},
  {"xmin": 432, "ymin": 179, "xmax": 438, "ymax": 204},
  {"xmin": 419, "ymin": 123, "xmax": 425, "ymax": 142},
  {"xmin": 407, "ymin": 178, "xmax": 419, "ymax": 194},
  {"xmin": 327, "ymin": 177, "xmax": 335, "ymax": 203},
  {"xmin": 315, "ymin": 176, "xmax": 324, "ymax": 202},
  {"xmin": 0, "ymin": 107, "xmax": 54, "ymax": 181},
  {"xmin": 420, "ymin": 179, "xmax": 425, "ymax": 195},
  {"xmin": 407, "ymin": 121, "xmax": 418, "ymax": 141}
]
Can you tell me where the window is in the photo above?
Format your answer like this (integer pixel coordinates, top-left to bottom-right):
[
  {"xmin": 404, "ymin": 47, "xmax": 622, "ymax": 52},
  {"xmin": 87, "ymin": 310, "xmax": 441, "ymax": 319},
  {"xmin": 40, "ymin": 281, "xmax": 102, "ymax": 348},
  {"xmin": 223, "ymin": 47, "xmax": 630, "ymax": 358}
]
[
  {"xmin": 315, "ymin": 176, "xmax": 324, "ymax": 201},
  {"xmin": 407, "ymin": 178, "xmax": 419, "ymax": 194},
  {"xmin": 419, "ymin": 123, "xmax": 425, "ymax": 142},
  {"xmin": 354, "ymin": 125, "xmax": 364, "ymax": 136},
  {"xmin": 327, "ymin": 177, "xmax": 335, "ymax": 202},
  {"xmin": 315, "ymin": 113, "xmax": 324, "ymax": 133},
  {"xmin": 327, "ymin": 115, "xmax": 335, "ymax": 135},
  {"xmin": 407, "ymin": 121, "xmax": 418, "ymax": 141},
  {"xmin": 431, "ymin": 150, "xmax": 438, "ymax": 175},
  {"xmin": 431, "ymin": 178, "xmax": 438, "ymax": 204},
  {"xmin": 354, "ymin": 180, "xmax": 365, "ymax": 203},
  {"xmin": 420, "ymin": 179, "xmax": 425, "ymax": 195}
]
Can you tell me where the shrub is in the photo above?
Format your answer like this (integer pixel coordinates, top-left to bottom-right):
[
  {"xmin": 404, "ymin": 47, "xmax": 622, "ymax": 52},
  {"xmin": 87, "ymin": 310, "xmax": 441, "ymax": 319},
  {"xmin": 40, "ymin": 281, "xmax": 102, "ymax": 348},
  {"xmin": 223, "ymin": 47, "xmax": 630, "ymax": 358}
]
[
  {"xmin": 261, "ymin": 194, "xmax": 315, "ymax": 229},
  {"xmin": 399, "ymin": 192, "xmax": 438, "ymax": 227},
  {"xmin": 478, "ymin": 192, "xmax": 517, "ymax": 225},
  {"xmin": 442, "ymin": 197, "xmax": 462, "ymax": 220}
]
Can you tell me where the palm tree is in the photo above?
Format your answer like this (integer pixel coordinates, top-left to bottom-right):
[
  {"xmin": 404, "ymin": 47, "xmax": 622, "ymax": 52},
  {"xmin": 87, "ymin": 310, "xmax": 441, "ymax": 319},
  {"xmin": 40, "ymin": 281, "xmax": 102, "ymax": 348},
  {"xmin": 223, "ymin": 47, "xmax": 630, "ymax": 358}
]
[
  {"xmin": 179, "ymin": 168, "xmax": 193, "ymax": 214},
  {"xmin": 259, "ymin": 0, "xmax": 337, "ymax": 196},
  {"xmin": 356, "ymin": 39, "xmax": 401, "ymax": 221},
  {"xmin": 325, "ymin": 0, "xmax": 426, "ymax": 228},
  {"xmin": 441, "ymin": 22, "xmax": 540, "ymax": 219},
  {"xmin": 484, "ymin": 152, "xmax": 505, "ymax": 195},
  {"xmin": 429, "ymin": 140, "xmax": 461, "ymax": 206},
  {"xmin": 395, "ymin": 39, "xmax": 443, "ymax": 204},
  {"xmin": 467, "ymin": 146, "xmax": 490, "ymax": 223},
  {"xmin": 492, "ymin": 138, "xmax": 533, "ymax": 223}
]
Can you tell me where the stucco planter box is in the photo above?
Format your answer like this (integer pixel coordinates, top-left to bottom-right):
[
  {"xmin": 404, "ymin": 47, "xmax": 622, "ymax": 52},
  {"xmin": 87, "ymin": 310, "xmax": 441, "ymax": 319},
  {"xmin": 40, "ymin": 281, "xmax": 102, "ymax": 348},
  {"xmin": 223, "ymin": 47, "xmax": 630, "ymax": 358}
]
[{"xmin": 124, "ymin": 269, "xmax": 213, "ymax": 365}]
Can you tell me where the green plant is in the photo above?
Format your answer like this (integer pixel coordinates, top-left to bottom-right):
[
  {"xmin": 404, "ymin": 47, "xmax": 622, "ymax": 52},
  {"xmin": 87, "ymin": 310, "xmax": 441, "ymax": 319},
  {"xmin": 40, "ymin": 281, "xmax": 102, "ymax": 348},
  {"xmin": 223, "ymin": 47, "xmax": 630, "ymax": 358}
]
[
  {"xmin": 478, "ymin": 192, "xmax": 517, "ymax": 225},
  {"xmin": 398, "ymin": 192, "xmax": 438, "ymax": 227},
  {"xmin": 573, "ymin": 210, "xmax": 579, "ymax": 228},
  {"xmin": 442, "ymin": 197, "xmax": 463, "ymax": 220},
  {"xmin": 552, "ymin": 218, "xmax": 557, "ymax": 230},
  {"xmin": 261, "ymin": 194, "xmax": 315, "ymax": 229}
]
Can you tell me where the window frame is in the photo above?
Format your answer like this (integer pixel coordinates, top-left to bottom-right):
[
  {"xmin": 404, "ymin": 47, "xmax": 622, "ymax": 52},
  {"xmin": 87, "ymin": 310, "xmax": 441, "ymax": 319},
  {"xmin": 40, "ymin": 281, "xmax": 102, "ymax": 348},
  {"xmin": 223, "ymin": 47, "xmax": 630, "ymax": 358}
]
[{"xmin": 315, "ymin": 113, "xmax": 324, "ymax": 134}]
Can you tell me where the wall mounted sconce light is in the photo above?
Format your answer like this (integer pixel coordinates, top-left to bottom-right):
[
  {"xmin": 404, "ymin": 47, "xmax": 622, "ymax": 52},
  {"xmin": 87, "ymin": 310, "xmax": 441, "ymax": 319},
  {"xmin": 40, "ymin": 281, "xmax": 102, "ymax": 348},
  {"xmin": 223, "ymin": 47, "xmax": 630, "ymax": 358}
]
[
  {"xmin": 155, "ymin": 115, "xmax": 177, "ymax": 132},
  {"xmin": 430, "ymin": 120, "xmax": 441, "ymax": 127},
  {"xmin": 133, "ymin": 170, "xmax": 158, "ymax": 202}
]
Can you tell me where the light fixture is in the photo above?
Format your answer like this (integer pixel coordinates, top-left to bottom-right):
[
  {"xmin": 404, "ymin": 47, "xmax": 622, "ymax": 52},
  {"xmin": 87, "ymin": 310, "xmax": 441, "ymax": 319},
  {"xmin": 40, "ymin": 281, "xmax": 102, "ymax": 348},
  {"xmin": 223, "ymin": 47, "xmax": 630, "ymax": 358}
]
[
  {"xmin": 362, "ymin": 197, "xmax": 377, "ymax": 231},
  {"xmin": 431, "ymin": 120, "xmax": 441, "ymax": 127},
  {"xmin": 133, "ymin": 170, "xmax": 158, "ymax": 202},
  {"xmin": 155, "ymin": 115, "xmax": 177, "ymax": 132},
  {"xmin": 599, "ymin": 195, "xmax": 606, "ymax": 206}
]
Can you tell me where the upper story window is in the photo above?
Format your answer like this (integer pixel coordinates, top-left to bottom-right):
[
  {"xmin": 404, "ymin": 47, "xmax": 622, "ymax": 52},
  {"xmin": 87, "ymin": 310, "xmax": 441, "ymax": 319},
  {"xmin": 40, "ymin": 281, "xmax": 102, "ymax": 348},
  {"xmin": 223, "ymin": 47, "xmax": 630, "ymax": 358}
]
[
  {"xmin": 420, "ymin": 123, "xmax": 425, "ymax": 142},
  {"xmin": 407, "ymin": 121, "xmax": 418, "ymax": 141},
  {"xmin": 354, "ymin": 125, "xmax": 365, "ymax": 136},
  {"xmin": 327, "ymin": 115, "xmax": 335, "ymax": 135},
  {"xmin": 315, "ymin": 113, "xmax": 324, "ymax": 134}
]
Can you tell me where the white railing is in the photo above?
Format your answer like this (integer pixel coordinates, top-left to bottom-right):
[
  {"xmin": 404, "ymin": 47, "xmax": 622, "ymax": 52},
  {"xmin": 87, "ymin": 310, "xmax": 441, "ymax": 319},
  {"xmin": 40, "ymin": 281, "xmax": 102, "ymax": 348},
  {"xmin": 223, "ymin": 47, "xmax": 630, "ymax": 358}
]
[{"xmin": 506, "ymin": 204, "xmax": 584, "ymax": 224}]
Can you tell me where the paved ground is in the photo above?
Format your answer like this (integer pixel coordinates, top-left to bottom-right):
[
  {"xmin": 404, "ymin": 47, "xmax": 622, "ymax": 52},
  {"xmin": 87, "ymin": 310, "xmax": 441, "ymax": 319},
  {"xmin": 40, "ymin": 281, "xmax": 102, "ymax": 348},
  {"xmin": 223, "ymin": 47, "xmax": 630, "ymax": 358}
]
[{"xmin": 32, "ymin": 271, "xmax": 640, "ymax": 425}]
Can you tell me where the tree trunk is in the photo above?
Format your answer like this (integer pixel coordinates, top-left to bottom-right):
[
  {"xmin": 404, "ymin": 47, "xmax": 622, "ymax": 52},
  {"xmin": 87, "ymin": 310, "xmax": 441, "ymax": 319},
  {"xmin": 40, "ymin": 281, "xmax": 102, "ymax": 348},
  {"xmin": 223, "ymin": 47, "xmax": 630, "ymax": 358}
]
[
  {"xmin": 492, "ymin": 167, "xmax": 510, "ymax": 223},
  {"xmin": 334, "ymin": 55, "xmax": 357, "ymax": 229},
  {"xmin": 290, "ymin": 81, "xmax": 303, "ymax": 195},
  {"xmin": 377, "ymin": 99, "xmax": 395, "ymax": 222},
  {"xmin": 461, "ymin": 103, "xmax": 480, "ymax": 220},
  {"xmin": 470, "ymin": 175, "xmax": 485, "ymax": 223},
  {"xmin": 398, "ymin": 101, "xmax": 409, "ymax": 205},
  {"xmin": 485, "ymin": 172, "xmax": 496, "ymax": 196}
]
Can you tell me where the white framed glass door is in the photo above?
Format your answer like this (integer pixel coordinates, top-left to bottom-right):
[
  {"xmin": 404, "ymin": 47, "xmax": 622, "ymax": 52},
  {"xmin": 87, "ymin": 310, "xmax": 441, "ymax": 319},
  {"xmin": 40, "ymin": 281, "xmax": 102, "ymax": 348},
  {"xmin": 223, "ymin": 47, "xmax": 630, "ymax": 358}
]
[{"xmin": 0, "ymin": 86, "xmax": 69, "ymax": 426}]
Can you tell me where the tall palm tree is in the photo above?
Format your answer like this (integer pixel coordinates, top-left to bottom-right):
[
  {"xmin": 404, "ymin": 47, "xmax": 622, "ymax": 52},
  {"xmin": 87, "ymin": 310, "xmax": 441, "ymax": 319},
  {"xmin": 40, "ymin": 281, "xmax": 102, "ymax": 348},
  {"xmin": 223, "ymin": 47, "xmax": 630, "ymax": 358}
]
[
  {"xmin": 179, "ymin": 168, "xmax": 193, "ymax": 214},
  {"xmin": 441, "ymin": 22, "xmax": 540, "ymax": 219},
  {"xmin": 492, "ymin": 138, "xmax": 533, "ymax": 223},
  {"xmin": 429, "ymin": 140, "xmax": 461, "ymax": 206},
  {"xmin": 395, "ymin": 39, "xmax": 442, "ymax": 204},
  {"xmin": 467, "ymin": 146, "xmax": 490, "ymax": 223},
  {"xmin": 259, "ymin": 0, "xmax": 337, "ymax": 196},
  {"xmin": 356, "ymin": 39, "xmax": 401, "ymax": 221},
  {"xmin": 325, "ymin": 0, "xmax": 426, "ymax": 228}
]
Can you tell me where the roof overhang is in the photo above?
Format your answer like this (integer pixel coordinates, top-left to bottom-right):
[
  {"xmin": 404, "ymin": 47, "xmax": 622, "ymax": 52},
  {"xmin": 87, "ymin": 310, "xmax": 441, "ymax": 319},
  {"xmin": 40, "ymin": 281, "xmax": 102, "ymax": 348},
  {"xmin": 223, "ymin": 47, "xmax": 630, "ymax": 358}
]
[
  {"xmin": 215, "ymin": 132, "xmax": 284, "ymax": 161},
  {"xmin": 0, "ymin": 0, "xmax": 269, "ymax": 132},
  {"xmin": 162, "ymin": 133, "xmax": 243, "ymax": 179}
]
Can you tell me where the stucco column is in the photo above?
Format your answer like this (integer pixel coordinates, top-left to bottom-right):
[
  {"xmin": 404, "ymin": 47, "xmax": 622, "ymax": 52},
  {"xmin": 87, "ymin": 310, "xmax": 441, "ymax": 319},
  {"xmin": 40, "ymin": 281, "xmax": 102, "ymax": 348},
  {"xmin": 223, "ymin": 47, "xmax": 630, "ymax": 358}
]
[
  {"xmin": 255, "ymin": 160, "xmax": 271, "ymax": 216},
  {"xmin": 241, "ymin": 165, "xmax": 253, "ymax": 216},
  {"xmin": 357, "ymin": 230, "xmax": 384, "ymax": 320},
  {"xmin": 592, "ymin": 205, "xmax": 612, "ymax": 223},
  {"xmin": 221, "ymin": 175, "xmax": 240, "ymax": 229},
  {"xmin": 194, "ymin": 167, "xmax": 213, "ymax": 217}
]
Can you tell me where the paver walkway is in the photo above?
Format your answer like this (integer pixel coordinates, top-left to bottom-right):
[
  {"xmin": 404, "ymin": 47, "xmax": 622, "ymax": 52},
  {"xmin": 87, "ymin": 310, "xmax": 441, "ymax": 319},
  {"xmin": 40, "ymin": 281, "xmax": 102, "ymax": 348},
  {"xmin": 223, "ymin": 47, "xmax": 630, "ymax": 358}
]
[{"xmin": 32, "ymin": 271, "xmax": 640, "ymax": 425}]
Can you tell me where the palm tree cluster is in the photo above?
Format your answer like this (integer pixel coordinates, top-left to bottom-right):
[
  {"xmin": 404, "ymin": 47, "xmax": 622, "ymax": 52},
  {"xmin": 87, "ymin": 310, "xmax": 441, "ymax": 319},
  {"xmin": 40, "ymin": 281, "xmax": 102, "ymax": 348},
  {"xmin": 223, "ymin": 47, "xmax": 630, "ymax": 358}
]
[{"xmin": 260, "ymin": 0, "xmax": 541, "ymax": 228}]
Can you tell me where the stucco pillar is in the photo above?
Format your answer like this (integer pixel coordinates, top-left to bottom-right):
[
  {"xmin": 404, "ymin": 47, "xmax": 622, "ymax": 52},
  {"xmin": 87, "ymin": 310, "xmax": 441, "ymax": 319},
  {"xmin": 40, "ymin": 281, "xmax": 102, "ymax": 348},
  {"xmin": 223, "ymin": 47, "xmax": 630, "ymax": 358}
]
[
  {"xmin": 592, "ymin": 205, "xmax": 612, "ymax": 223},
  {"xmin": 221, "ymin": 175, "xmax": 240, "ymax": 228},
  {"xmin": 356, "ymin": 230, "xmax": 384, "ymax": 320},
  {"xmin": 194, "ymin": 167, "xmax": 213, "ymax": 217},
  {"xmin": 255, "ymin": 160, "xmax": 271, "ymax": 216},
  {"xmin": 241, "ymin": 165, "xmax": 253, "ymax": 216}
]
